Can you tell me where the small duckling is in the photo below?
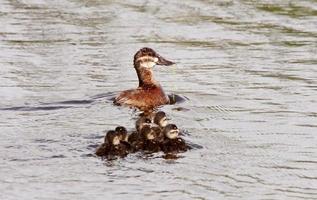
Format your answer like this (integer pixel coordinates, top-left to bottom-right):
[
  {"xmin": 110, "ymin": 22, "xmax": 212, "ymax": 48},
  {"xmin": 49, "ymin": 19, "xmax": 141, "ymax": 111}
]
[
  {"xmin": 128, "ymin": 116, "xmax": 152, "ymax": 150},
  {"xmin": 96, "ymin": 130, "xmax": 113, "ymax": 156},
  {"xmin": 95, "ymin": 130, "xmax": 130, "ymax": 158},
  {"xmin": 161, "ymin": 124, "xmax": 190, "ymax": 154},
  {"xmin": 140, "ymin": 125, "xmax": 162, "ymax": 153},
  {"xmin": 153, "ymin": 111, "xmax": 168, "ymax": 128}
]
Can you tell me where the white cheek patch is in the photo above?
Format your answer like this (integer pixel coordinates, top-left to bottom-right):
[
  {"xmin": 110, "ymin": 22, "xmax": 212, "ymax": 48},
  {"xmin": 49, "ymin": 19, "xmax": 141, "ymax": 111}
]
[
  {"xmin": 113, "ymin": 137, "xmax": 120, "ymax": 145},
  {"xmin": 136, "ymin": 56, "xmax": 156, "ymax": 62},
  {"xmin": 140, "ymin": 61, "xmax": 156, "ymax": 69},
  {"xmin": 136, "ymin": 56, "xmax": 158, "ymax": 69},
  {"xmin": 167, "ymin": 130, "xmax": 179, "ymax": 139},
  {"xmin": 159, "ymin": 118, "xmax": 168, "ymax": 127},
  {"xmin": 147, "ymin": 134, "xmax": 155, "ymax": 140}
]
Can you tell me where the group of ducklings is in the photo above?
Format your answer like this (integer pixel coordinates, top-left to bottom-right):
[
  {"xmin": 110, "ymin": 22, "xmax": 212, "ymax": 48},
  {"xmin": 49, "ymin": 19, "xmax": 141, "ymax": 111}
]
[{"xmin": 96, "ymin": 111, "xmax": 190, "ymax": 159}]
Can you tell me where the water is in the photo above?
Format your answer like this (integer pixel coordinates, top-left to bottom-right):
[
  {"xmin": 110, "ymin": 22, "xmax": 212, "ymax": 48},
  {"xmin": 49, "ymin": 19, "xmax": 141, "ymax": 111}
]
[{"xmin": 1, "ymin": 0, "xmax": 316, "ymax": 199}]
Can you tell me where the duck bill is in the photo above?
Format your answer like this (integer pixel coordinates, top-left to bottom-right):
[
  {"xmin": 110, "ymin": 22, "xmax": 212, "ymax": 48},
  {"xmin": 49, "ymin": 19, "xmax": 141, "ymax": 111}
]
[{"xmin": 156, "ymin": 55, "xmax": 175, "ymax": 66}]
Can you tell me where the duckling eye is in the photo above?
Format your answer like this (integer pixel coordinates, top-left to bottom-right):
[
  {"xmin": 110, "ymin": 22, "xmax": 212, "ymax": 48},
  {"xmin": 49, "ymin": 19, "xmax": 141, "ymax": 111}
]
[
  {"xmin": 116, "ymin": 127, "xmax": 126, "ymax": 132},
  {"xmin": 145, "ymin": 119, "xmax": 151, "ymax": 123}
]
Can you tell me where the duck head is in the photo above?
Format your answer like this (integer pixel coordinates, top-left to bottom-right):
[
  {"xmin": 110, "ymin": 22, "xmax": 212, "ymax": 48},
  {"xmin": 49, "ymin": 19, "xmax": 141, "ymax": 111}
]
[
  {"xmin": 153, "ymin": 111, "xmax": 168, "ymax": 128},
  {"xmin": 140, "ymin": 125, "xmax": 161, "ymax": 141},
  {"xmin": 133, "ymin": 47, "xmax": 175, "ymax": 87},
  {"xmin": 115, "ymin": 126, "xmax": 128, "ymax": 141},
  {"xmin": 106, "ymin": 130, "xmax": 121, "ymax": 146},
  {"xmin": 134, "ymin": 47, "xmax": 174, "ymax": 69},
  {"xmin": 135, "ymin": 116, "xmax": 152, "ymax": 132},
  {"xmin": 163, "ymin": 124, "xmax": 179, "ymax": 139}
]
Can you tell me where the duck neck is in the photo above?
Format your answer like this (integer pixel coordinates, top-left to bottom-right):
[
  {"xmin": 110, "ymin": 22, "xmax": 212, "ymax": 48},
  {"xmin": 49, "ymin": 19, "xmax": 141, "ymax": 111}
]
[{"xmin": 134, "ymin": 64, "xmax": 158, "ymax": 87}]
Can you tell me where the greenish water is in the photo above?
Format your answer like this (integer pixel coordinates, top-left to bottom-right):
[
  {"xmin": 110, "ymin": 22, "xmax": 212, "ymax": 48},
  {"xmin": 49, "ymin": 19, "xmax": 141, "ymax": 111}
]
[{"xmin": 0, "ymin": 0, "xmax": 316, "ymax": 199}]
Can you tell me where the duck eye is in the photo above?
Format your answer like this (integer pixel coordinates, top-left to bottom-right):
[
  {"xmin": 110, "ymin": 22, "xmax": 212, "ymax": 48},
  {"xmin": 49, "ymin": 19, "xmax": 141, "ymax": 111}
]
[
  {"xmin": 145, "ymin": 119, "xmax": 151, "ymax": 123},
  {"xmin": 116, "ymin": 127, "xmax": 126, "ymax": 132}
]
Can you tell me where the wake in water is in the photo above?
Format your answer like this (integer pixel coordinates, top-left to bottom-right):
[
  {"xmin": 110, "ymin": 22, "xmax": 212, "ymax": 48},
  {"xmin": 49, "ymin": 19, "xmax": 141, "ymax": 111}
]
[{"xmin": 0, "ymin": 92, "xmax": 187, "ymax": 111}]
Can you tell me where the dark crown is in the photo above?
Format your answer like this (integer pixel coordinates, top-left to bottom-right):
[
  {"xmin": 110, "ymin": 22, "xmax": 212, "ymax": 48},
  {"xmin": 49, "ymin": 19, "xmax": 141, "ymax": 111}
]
[{"xmin": 134, "ymin": 47, "xmax": 157, "ymax": 63}]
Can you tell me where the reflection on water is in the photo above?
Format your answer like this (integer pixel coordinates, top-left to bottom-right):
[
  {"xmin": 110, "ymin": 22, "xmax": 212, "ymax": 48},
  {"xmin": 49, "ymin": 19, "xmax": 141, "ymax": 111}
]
[{"xmin": 1, "ymin": 0, "xmax": 316, "ymax": 199}]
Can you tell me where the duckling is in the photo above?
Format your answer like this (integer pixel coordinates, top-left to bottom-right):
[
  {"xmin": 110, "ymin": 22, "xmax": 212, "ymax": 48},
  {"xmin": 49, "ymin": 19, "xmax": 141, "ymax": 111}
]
[
  {"xmin": 153, "ymin": 111, "xmax": 168, "ymax": 128},
  {"xmin": 160, "ymin": 124, "xmax": 190, "ymax": 154},
  {"xmin": 95, "ymin": 130, "xmax": 130, "ymax": 158},
  {"xmin": 96, "ymin": 130, "xmax": 113, "ymax": 157},
  {"xmin": 136, "ymin": 116, "xmax": 152, "ymax": 132},
  {"xmin": 128, "ymin": 116, "xmax": 152, "ymax": 149},
  {"xmin": 140, "ymin": 125, "xmax": 162, "ymax": 153}
]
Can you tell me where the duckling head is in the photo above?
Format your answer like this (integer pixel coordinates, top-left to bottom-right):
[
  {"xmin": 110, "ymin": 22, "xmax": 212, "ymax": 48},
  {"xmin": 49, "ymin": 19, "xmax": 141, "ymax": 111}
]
[
  {"xmin": 106, "ymin": 130, "xmax": 121, "ymax": 146},
  {"xmin": 163, "ymin": 124, "xmax": 179, "ymax": 139},
  {"xmin": 153, "ymin": 111, "xmax": 168, "ymax": 128},
  {"xmin": 115, "ymin": 126, "xmax": 128, "ymax": 141},
  {"xmin": 136, "ymin": 116, "xmax": 152, "ymax": 132}
]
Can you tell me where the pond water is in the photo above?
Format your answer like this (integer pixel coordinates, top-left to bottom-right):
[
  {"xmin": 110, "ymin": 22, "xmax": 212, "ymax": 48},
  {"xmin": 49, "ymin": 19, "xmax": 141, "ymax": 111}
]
[{"xmin": 1, "ymin": 0, "xmax": 316, "ymax": 199}]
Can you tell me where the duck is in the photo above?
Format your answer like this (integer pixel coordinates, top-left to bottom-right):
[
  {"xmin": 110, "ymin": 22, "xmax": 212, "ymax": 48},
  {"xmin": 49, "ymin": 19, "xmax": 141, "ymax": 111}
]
[
  {"xmin": 128, "ymin": 116, "xmax": 152, "ymax": 150},
  {"xmin": 95, "ymin": 130, "xmax": 115, "ymax": 157},
  {"xmin": 95, "ymin": 130, "xmax": 130, "ymax": 158},
  {"xmin": 114, "ymin": 47, "xmax": 175, "ymax": 110},
  {"xmin": 140, "ymin": 125, "xmax": 162, "ymax": 153},
  {"xmin": 160, "ymin": 124, "xmax": 190, "ymax": 154}
]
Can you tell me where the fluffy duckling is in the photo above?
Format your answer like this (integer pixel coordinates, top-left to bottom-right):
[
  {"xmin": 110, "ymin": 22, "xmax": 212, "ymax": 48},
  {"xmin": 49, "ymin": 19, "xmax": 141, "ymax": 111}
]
[
  {"xmin": 96, "ymin": 130, "xmax": 130, "ymax": 158},
  {"xmin": 128, "ymin": 116, "xmax": 152, "ymax": 149},
  {"xmin": 96, "ymin": 130, "xmax": 115, "ymax": 157},
  {"xmin": 140, "ymin": 125, "xmax": 162, "ymax": 153},
  {"xmin": 160, "ymin": 124, "xmax": 190, "ymax": 154}
]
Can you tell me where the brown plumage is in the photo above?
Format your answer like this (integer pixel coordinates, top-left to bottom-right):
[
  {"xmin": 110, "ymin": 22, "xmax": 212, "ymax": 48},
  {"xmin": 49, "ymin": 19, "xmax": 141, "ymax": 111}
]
[
  {"xmin": 127, "ymin": 116, "xmax": 153, "ymax": 152},
  {"xmin": 114, "ymin": 47, "xmax": 174, "ymax": 111},
  {"xmin": 140, "ymin": 125, "xmax": 162, "ymax": 153},
  {"xmin": 161, "ymin": 137, "xmax": 190, "ymax": 154},
  {"xmin": 96, "ymin": 143, "xmax": 130, "ymax": 158},
  {"xmin": 95, "ymin": 130, "xmax": 131, "ymax": 159},
  {"xmin": 160, "ymin": 124, "xmax": 191, "ymax": 154}
]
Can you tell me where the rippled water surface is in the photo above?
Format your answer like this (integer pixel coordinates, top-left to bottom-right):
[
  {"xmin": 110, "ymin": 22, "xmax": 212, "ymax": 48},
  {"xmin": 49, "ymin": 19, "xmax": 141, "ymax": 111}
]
[{"xmin": 1, "ymin": 0, "xmax": 317, "ymax": 199}]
